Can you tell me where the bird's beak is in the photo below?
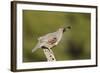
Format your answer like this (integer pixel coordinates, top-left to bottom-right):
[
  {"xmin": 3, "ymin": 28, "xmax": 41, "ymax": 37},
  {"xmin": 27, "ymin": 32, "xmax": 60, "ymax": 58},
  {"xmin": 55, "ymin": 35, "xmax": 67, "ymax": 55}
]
[{"xmin": 63, "ymin": 26, "xmax": 71, "ymax": 32}]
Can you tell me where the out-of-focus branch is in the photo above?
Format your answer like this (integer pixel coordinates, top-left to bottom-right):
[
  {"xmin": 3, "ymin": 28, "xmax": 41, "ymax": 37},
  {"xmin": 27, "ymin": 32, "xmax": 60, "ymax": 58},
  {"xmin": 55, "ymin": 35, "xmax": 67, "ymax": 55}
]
[{"xmin": 43, "ymin": 48, "xmax": 56, "ymax": 61}]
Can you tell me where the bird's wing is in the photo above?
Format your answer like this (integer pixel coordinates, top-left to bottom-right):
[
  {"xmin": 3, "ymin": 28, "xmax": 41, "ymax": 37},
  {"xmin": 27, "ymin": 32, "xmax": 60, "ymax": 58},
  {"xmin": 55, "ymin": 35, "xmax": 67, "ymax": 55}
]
[
  {"xmin": 47, "ymin": 37, "xmax": 57, "ymax": 45},
  {"xmin": 38, "ymin": 32, "xmax": 57, "ymax": 41},
  {"xmin": 44, "ymin": 31, "xmax": 62, "ymax": 45}
]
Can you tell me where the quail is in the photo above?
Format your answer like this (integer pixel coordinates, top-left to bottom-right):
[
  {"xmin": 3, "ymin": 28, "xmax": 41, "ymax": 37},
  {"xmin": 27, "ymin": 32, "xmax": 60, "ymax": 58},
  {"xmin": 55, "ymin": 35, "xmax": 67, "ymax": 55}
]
[{"xmin": 32, "ymin": 25, "xmax": 71, "ymax": 53}]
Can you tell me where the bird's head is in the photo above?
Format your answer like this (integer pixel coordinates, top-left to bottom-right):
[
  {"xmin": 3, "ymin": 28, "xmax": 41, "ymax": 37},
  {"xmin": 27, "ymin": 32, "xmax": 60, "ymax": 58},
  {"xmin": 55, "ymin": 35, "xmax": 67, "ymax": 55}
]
[{"xmin": 59, "ymin": 25, "xmax": 71, "ymax": 33}]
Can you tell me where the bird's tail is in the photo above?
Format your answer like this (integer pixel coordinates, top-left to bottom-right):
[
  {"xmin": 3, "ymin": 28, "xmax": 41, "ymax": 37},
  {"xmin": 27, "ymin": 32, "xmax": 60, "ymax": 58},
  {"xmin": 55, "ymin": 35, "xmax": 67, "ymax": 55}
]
[{"xmin": 32, "ymin": 43, "xmax": 41, "ymax": 53}]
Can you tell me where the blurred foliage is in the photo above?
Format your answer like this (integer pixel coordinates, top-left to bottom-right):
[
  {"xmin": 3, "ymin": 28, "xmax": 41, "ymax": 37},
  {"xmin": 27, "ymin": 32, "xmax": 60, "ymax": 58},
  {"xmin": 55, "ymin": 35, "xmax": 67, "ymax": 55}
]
[{"xmin": 23, "ymin": 10, "xmax": 91, "ymax": 62}]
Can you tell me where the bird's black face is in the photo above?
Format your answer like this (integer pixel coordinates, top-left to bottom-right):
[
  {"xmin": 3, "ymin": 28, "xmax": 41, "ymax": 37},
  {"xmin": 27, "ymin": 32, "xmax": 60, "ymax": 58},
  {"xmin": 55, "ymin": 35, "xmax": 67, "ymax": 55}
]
[
  {"xmin": 63, "ymin": 26, "xmax": 71, "ymax": 33},
  {"xmin": 63, "ymin": 28, "xmax": 66, "ymax": 32}
]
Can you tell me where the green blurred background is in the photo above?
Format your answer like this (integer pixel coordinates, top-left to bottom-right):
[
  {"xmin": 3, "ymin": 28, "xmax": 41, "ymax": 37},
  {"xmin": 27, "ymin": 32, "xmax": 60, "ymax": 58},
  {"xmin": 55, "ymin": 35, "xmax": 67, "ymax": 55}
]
[{"xmin": 23, "ymin": 10, "xmax": 91, "ymax": 62}]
